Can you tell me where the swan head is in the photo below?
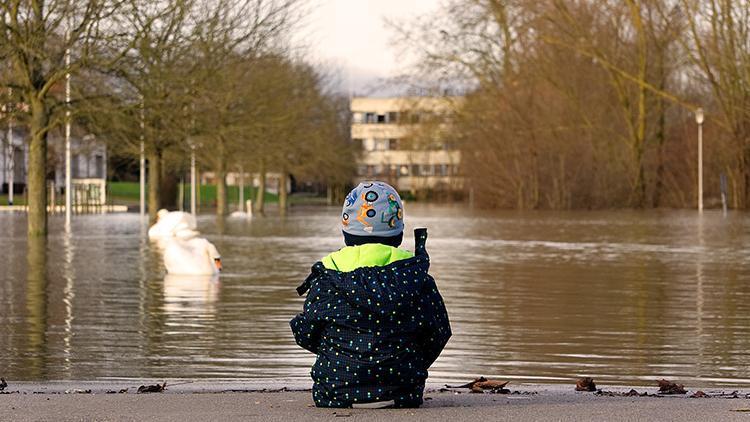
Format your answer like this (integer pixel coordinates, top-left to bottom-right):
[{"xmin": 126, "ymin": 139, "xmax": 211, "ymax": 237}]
[
  {"xmin": 157, "ymin": 209, "xmax": 169, "ymax": 221},
  {"xmin": 206, "ymin": 241, "xmax": 222, "ymax": 272}
]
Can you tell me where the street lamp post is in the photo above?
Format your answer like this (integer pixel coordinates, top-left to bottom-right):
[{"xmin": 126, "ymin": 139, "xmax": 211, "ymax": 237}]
[
  {"xmin": 64, "ymin": 43, "xmax": 72, "ymax": 227},
  {"xmin": 7, "ymin": 109, "xmax": 13, "ymax": 207},
  {"xmin": 5, "ymin": 88, "xmax": 14, "ymax": 206},
  {"xmin": 139, "ymin": 99, "xmax": 145, "ymax": 218},
  {"xmin": 695, "ymin": 108, "xmax": 704, "ymax": 213}
]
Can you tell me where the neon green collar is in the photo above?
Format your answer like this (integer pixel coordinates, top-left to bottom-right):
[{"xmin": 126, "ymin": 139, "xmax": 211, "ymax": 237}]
[{"xmin": 321, "ymin": 244, "xmax": 414, "ymax": 272}]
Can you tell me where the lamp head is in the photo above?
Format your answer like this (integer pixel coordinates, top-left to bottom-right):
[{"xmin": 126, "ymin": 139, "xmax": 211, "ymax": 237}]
[{"xmin": 695, "ymin": 107, "xmax": 704, "ymax": 124}]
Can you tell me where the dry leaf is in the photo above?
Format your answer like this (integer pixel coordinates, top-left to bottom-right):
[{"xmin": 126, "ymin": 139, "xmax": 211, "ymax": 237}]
[
  {"xmin": 657, "ymin": 379, "xmax": 686, "ymax": 395},
  {"xmin": 575, "ymin": 377, "xmax": 596, "ymax": 392}
]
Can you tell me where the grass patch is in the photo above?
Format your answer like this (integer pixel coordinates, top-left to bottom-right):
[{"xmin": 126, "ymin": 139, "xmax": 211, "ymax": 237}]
[
  {"xmin": 0, "ymin": 195, "xmax": 26, "ymax": 206},
  {"xmin": 3, "ymin": 183, "xmax": 322, "ymax": 208},
  {"xmin": 108, "ymin": 181, "xmax": 279, "ymax": 206}
]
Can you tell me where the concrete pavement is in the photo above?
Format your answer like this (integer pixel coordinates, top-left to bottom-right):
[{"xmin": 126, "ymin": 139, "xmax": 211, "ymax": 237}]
[{"xmin": 1, "ymin": 381, "xmax": 749, "ymax": 421}]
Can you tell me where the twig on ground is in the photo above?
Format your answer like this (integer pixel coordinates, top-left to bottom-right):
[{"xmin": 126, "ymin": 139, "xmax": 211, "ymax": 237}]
[
  {"xmin": 595, "ymin": 389, "xmax": 654, "ymax": 397},
  {"xmin": 137, "ymin": 382, "xmax": 167, "ymax": 394},
  {"xmin": 0, "ymin": 378, "xmax": 7, "ymax": 391}
]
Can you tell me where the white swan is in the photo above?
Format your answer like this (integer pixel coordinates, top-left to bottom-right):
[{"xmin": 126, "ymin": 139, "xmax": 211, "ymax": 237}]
[
  {"xmin": 229, "ymin": 200, "xmax": 253, "ymax": 219},
  {"xmin": 163, "ymin": 236, "xmax": 222, "ymax": 275},
  {"xmin": 148, "ymin": 209, "xmax": 198, "ymax": 239}
]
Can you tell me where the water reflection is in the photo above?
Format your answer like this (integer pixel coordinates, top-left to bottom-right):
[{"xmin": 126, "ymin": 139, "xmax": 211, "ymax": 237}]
[
  {"xmin": 25, "ymin": 235, "xmax": 48, "ymax": 379},
  {"xmin": 1, "ymin": 208, "xmax": 750, "ymax": 385},
  {"xmin": 163, "ymin": 274, "xmax": 220, "ymax": 317},
  {"xmin": 215, "ymin": 215, "xmax": 226, "ymax": 235},
  {"xmin": 62, "ymin": 230, "xmax": 75, "ymax": 373}
]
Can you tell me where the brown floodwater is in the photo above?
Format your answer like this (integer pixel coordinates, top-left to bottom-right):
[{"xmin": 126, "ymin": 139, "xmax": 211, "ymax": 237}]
[{"xmin": 1, "ymin": 205, "xmax": 749, "ymax": 386}]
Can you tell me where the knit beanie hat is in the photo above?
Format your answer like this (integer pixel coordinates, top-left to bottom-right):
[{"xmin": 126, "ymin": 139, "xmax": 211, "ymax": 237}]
[{"xmin": 341, "ymin": 181, "xmax": 404, "ymax": 247}]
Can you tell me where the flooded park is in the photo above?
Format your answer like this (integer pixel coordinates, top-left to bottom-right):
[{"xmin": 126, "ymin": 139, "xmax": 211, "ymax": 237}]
[{"xmin": 1, "ymin": 205, "xmax": 749, "ymax": 387}]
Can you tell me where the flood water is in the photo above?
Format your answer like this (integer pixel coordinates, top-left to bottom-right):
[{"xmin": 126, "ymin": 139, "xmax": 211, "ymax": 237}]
[{"xmin": 1, "ymin": 205, "xmax": 749, "ymax": 386}]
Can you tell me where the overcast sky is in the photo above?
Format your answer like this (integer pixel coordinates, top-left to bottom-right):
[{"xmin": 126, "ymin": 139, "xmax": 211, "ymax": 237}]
[{"xmin": 302, "ymin": 0, "xmax": 440, "ymax": 96}]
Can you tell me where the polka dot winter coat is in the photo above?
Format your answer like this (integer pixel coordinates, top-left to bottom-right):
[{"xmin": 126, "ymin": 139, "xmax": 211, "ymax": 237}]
[{"xmin": 290, "ymin": 229, "xmax": 451, "ymax": 408}]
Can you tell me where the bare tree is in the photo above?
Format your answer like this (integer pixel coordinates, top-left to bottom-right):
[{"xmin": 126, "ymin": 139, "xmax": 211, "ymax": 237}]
[{"xmin": 0, "ymin": 0, "xmax": 127, "ymax": 235}]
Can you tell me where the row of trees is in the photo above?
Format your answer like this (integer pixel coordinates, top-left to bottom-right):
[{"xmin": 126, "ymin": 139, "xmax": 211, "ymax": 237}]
[
  {"xmin": 397, "ymin": 0, "xmax": 749, "ymax": 209},
  {"xmin": 1, "ymin": 0, "xmax": 354, "ymax": 236}
]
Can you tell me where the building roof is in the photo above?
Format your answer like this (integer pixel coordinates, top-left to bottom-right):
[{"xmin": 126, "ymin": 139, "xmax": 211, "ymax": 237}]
[{"xmin": 351, "ymin": 96, "xmax": 460, "ymax": 113}]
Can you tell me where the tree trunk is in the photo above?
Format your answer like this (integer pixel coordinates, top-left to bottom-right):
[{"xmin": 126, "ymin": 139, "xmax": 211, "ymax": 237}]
[
  {"xmin": 160, "ymin": 171, "xmax": 179, "ymax": 210},
  {"xmin": 652, "ymin": 77, "xmax": 667, "ymax": 208},
  {"xmin": 147, "ymin": 149, "xmax": 162, "ymax": 222},
  {"xmin": 652, "ymin": 113, "xmax": 666, "ymax": 207},
  {"xmin": 278, "ymin": 170, "xmax": 288, "ymax": 216},
  {"xmin": 326, "ymin": 184, "xmax": 333, "ymax": 206},
  {"xmin": 27, "ymin": 97, "xmax": 49, "ymax": 237},
  {"xmin": 255, "ymin": 160, "xmax": 266, "ymax": 215},
  {"xmin": 216, "ymin": 160, "xmax": 227, "ymax": 216}
]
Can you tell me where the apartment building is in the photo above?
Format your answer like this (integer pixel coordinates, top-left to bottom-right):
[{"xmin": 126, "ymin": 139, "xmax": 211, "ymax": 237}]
[{"xmin": 350, "ymin": 96, "xmax": 462, "ymax": 194}]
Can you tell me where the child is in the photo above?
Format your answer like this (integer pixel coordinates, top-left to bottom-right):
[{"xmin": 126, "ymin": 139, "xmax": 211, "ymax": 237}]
[{"xmin": 290, "ymin": 181, "xmax": 451, "ymax": 408}]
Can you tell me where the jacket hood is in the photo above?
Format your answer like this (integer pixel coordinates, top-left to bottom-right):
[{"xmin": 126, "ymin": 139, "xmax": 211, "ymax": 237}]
[{"xmin": 321, "ymin": 244, "xmax": 413, "ymax": 272}]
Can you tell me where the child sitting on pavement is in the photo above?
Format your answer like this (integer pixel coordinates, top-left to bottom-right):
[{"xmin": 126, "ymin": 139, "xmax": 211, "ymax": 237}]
[{"xmin": 290, "ymin": 181, "xmax": 452, "ymax": 408}]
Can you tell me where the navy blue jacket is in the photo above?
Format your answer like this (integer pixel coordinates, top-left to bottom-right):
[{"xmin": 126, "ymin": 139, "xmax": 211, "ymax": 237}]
[{"xmin": 290, "ymin": 229, "xmax": 451, "ymax": 408}]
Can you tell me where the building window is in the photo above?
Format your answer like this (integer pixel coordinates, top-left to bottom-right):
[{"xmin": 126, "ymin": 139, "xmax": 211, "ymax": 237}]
[
  {"xmin": 411, "ymin": 164, "xmax": 420, "ymax": 176},
  {"xmin": 365, "ymin": 112, "xmax": 376, "ymax": 123},
  {"xmin": 419, "ymin": 164, "xmax": 434, "ymax": 176},
  {"xmin": 374, "ymin": 138, "xmax": 390, "ymax": 151},
  {"xmin": 357, "ymin": 165, "xmax": 368, "ymax": 176},
  {"xmin": 376, "ymin": 114, "xmax": 386, "ymax": 123},
  {"xmin": 72, "ymin": 154, "xmax": 80, "ymax": 178},
  {"xmin": 373, "ymin": 164, "xmax": 385, "ymax": 176},
  {"xmin": 95, "ymin": 155, "xmax": 104, "ymax": 178},
  {"xmin": 398, "ymin": 165, "xmax": 410, "ymax": 176},
  {"xmin": 352, "ymin": 112, "xmax": 364, "ymax": 123},
  {"xmin": 352, "ymin": 138, "xmax": 364, "ymax": 151},
  {"xmin": 361, "ymin": 139, "xmax": 375, "ymax": 151},
  {"xmin": 387, "ymin": 112, "xmax": 399, "ymax": 123},
  {"xmin": 388, "ymin": 139, "xmax": 399, "ymax": 150}
]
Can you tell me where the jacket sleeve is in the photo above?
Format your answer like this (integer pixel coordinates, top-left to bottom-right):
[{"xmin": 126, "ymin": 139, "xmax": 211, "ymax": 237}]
[
  {"xmin": 290, "ymin": 271, "xmax": 329, "ymax": 354},
  {"xmin": 418, "ymin": 277, "xmax": 452, "ymax": 368},
  {"xmin": 290, "ymin": 311, "xmax": 322, "ymax": 354}
]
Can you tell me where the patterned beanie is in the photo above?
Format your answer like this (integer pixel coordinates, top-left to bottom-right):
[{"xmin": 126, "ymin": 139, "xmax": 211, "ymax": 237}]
[{"xmin": 342, "ymin": 181, "xmax": 404, "ymax": 246}]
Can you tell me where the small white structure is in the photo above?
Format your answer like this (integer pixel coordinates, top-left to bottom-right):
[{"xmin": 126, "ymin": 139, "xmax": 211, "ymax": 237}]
[
  {"xmin": 53, "ymin": 134, "xmax": 108, "ymax": 206},
  {"xmin": 1, "ymin": 127, "xmax": 109, "ymax": 207}
]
